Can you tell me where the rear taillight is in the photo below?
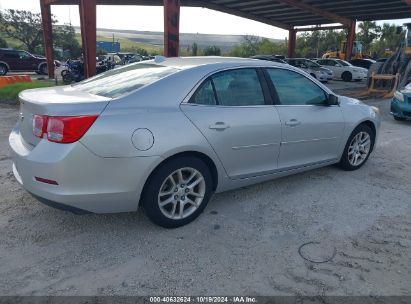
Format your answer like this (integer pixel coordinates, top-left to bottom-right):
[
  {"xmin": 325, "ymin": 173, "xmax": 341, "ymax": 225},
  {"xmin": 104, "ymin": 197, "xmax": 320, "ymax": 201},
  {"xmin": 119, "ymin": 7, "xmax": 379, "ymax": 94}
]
[
  {"xmin": 33, "ymin": 115, "xmax": 98, "ymax": 144},
  {"xmin": 33, "ymin": 115, "xmax": 48, "ymax": 138}
]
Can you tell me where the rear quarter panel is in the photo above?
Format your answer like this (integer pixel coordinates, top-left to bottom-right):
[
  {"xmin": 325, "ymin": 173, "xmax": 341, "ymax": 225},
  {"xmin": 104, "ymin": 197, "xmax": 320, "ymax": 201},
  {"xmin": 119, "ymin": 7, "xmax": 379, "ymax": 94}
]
[{"xmin": 80, "ymin": 68, "xmax": 230, "ymax": 189}]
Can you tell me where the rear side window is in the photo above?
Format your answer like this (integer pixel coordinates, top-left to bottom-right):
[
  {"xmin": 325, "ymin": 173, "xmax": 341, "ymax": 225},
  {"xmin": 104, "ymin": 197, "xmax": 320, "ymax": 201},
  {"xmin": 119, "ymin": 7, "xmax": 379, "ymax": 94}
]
[
  {"xmin": 191, "ymin": 79, "xmax": 217, "ymax": 105},
  {"xmin": 190, "ymin": 68, "xmax": 265, "ymax": 106},
  {"xmin": 266, "ymin": 68, "xmax": 327, "ymax": 106},
  {"xmin": 3, "ymin": 52, "xmax": 19, "ymax": 59},
  {"xmin": 72, "ymin": 63, "xmax": 179, "ymax": 98}
]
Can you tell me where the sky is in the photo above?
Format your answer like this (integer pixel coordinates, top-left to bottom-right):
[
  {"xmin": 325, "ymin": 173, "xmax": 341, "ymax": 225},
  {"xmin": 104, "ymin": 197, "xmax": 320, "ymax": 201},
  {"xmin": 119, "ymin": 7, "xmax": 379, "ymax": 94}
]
[{"xmin": 1, "ymin": 0, "xmax": 411, "ymax": 40}]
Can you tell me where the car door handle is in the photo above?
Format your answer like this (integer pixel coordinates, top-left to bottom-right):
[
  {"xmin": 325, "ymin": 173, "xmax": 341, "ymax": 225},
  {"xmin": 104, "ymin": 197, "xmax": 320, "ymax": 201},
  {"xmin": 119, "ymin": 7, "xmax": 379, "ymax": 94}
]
[
  {"xmin": 285, "ymin": 119, "xmax": 301, "ymax": 127},
  {"xmin": 209, "ymin": 122, "xmax": 230, "ymax": 130}
]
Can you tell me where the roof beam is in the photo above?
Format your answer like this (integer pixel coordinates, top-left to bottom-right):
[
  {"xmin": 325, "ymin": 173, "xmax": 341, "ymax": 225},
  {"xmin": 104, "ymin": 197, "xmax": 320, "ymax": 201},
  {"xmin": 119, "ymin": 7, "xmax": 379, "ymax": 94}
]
[
  {"xmin": 184, "ymin": 0, "xmax": 292, "ymax": 29},
  {"xmin": 295, "ymin": 25, "xmax": 346, "ymax": 32},
  {"xmin": 275, "ymin": 0, "xmax": 352, "ymax": 26}
]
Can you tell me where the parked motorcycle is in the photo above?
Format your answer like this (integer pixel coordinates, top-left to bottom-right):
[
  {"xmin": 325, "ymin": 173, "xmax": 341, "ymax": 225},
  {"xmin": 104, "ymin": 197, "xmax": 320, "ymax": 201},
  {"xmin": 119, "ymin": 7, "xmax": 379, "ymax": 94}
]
[
  {"xmin": 62, "ymin": 58, "xmax": 114, "ymax": 84},
  {"xmin": 61, "ymin": 60, "xmax": 84, "ymax": 84}
]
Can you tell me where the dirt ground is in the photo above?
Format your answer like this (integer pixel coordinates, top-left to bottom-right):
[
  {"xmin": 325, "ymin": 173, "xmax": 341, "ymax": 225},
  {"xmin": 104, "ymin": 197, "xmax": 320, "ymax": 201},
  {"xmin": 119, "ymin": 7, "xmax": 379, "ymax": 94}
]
[{"xmin": 0, "ymin": 80, "xmax": 410, "ymax": 296}]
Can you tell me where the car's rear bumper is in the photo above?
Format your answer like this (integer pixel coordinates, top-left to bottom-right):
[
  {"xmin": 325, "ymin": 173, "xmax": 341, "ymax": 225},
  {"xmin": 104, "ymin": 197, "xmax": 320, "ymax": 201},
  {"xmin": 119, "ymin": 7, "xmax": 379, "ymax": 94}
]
[{"xmin": 9, "ymin": 125, "xmax": 161, "ymax": 213}]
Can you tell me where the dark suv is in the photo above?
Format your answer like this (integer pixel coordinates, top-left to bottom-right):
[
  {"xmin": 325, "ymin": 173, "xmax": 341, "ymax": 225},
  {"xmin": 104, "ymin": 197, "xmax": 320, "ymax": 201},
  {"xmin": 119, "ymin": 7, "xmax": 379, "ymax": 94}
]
[{"xmin": 0, "ymin": 48, "xmax": 48, "ymax": 76}]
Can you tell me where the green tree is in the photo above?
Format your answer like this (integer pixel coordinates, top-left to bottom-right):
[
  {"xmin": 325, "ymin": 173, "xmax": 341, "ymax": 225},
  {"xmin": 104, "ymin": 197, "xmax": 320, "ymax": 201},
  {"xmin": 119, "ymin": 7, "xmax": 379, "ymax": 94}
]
[
  {"xmin": 53, "ymin": 24, "xmax": 81, "ymax": 59},
  {"xmin": 0, "ymin": 36, "xmax": 8, "ymax": 48},
  {"xmin": 0, "ymin": 9, "xmax": 55, "ymax": 53},
  {"xmin": 191, "ymin": 42, "xmax": 198, "ymax": 56},
  {"xmin": 203, "ymin": 45, "xmax": 221, "ymax": 56},
  {"xmin": 357, "ymin": 21, "xmax": 381, "ymax": 52},
  {"xmin": 256, "ymin": 38, "xmax": 287, "ymax": 55}
]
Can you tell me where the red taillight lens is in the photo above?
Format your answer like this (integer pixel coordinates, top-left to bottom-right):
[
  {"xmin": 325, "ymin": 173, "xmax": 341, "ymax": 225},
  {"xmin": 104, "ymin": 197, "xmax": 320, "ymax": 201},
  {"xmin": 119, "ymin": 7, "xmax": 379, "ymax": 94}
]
[
  {"xmin": 33, "ymin": 115, "xmax": 48, "ymax": 138},
  {"xmin": 46, "ymin": 116, "xmax": 98, "ymax": 143},
  {"xmin": 32, "ymin": 114, "xmax": 97, "ymax": 143}
]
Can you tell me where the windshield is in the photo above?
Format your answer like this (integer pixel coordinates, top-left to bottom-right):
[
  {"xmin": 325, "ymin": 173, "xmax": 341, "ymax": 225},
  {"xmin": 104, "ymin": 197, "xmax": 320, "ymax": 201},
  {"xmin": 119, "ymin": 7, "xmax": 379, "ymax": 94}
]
[
  {"xmin": 336, "ymin": 60, "xmax": 351, "ymax": 67},
  {"xmin": 304, "ymin": 60, "xmax": 320, "ymax": 68},
  {"xmin": 72, "ymin": 63, "xmax": 179, "ymax": 98}
]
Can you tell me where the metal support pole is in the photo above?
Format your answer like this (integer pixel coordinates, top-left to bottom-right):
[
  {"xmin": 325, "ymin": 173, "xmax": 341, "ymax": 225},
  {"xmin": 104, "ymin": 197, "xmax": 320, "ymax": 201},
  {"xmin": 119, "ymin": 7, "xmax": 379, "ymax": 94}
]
[
  {"xmin": 288, "ymin": 29, "xmax": 296, "ymax": 58},
  {"xmin": 164, "ymin": 0, "xmax": 180, "ymax": 57},
  {"xmin": 79, "ymin": 0, "xmax": 96, "ymax": 77},
  {"xmin": 346, "ymin": 20, "xmax": 356, "ymax": 61},
  {"xmin": 40, "ymin": 0, "xmax": 55, "ymax": 78}
]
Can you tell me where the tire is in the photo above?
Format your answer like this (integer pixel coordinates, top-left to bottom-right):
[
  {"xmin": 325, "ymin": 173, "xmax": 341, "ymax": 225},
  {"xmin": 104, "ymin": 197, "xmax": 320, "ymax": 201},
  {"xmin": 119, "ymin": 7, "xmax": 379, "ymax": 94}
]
[
  {"xmin": 354, "ymin": 79, "xmax": 361, "ymax": 82},
  {"xmin": 394, "ymin": 116, "xmax": 406, "ymax": 121},
  {"xmin": 141, "ymin": 156, "xmax": 213, "ymax": 228},
  {"xmin": 0, "ymin": 63, "xmax": 8, "ymax": 76},
  {"xmin": 62, "ymin": 72, "xmax": 73, "ymax": 84},
  {"xmin": 338, "ymin": 124, "xmax": 375, "ymax": 171},
  {"xmin": 39, "ymin": 63, "xmax": 48, "ymax": 75},
  {"xmin": 342, "ymin": 71, "xmax": 352, "ymax": 82}
]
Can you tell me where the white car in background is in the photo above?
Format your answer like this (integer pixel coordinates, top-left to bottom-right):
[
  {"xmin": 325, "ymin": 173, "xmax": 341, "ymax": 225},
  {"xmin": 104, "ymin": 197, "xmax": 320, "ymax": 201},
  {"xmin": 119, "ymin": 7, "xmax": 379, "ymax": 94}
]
[
  {"xmin": 285, "ymin": 58, "xmax": 333, "ymax": 82},
  {"xmin": 315, "ymin": 59, "xmax": 367, "ymax": 82}
]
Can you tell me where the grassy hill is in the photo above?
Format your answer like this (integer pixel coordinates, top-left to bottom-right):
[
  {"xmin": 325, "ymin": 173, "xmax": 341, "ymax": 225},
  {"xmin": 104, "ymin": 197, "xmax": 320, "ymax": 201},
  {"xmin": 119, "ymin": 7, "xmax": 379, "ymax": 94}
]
[{"xmin": 74, "ymin": 33, "xmax": 163, "ymax": 54}]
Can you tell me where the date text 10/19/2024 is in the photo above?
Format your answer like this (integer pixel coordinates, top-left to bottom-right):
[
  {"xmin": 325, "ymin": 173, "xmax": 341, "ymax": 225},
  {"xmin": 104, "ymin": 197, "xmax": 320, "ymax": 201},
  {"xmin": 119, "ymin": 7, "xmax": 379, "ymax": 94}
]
[{"xmin": 149, "ymin": 297, "xmax": 257, "ymax": 303}]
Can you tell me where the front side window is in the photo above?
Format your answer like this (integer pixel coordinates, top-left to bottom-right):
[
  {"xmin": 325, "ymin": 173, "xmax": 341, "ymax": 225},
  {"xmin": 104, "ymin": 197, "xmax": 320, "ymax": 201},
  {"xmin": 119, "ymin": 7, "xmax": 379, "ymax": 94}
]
[
  {"xmin": 266, "ymin": 68, "xmax": 327, "ymax": 106},
  {"xmin": 336, "ymin": 60, "xmax": 350, "ymax": 66},
  {"xmin": 190, "ymin": 68, "xmax": 265, "ymax": 106},
  {"xmin": 72, "ymin": 63, "xmax": 179, "ymax": 98},
  {"xmin": 304, "ymin": 60, "xmax": 320, "ymax": 68},
  {"xmin": 319, "ymin": 60, "xmax": 333, "ymax": 66},
  {"xmin": 18, "ymin": 51, "xmax": 31, "ymax": 59}
]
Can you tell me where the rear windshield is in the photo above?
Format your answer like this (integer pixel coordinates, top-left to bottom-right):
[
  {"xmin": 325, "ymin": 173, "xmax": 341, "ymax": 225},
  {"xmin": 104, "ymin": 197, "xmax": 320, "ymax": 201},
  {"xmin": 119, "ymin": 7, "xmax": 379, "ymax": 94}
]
[{"xmin": 72, "ymin": 63, "xmax": 179, "ymax": 98}]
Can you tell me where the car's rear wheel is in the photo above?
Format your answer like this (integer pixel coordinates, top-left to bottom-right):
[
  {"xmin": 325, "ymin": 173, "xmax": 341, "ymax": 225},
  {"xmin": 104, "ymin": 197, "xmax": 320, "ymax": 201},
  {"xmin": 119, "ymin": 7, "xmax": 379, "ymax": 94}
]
[
  {"xmin": 0, "ymin": 63, "xmax": 8, "ymax": 76},
  {"xmin": 338, "ymin": 124, "xmax": 375, "ymax": 171},
  {"xmin": 142, "ymin": 156, "xmax": 213, "ymax": 228},
  {"xmin": 342, "ymin": 71, "xmax": 352, "ymax": 82},
  {"xmin": 39, "ymin": 64, "xmax": 48, "ymax": 75}
]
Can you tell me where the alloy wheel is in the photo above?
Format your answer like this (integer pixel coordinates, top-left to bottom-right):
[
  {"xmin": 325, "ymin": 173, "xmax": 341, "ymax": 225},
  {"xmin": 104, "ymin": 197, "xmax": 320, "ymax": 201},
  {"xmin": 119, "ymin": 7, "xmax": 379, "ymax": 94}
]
[
  {"xmin": 0, "ymin": 65, "xmax": 6, "ymax": 75},
  {"xmin": 348, "ymin": 131, "xmax": 371, "ymax": 166},
  {"xmin": 158, "ymin": 167, "xmax": 206, "ymax": 220}
]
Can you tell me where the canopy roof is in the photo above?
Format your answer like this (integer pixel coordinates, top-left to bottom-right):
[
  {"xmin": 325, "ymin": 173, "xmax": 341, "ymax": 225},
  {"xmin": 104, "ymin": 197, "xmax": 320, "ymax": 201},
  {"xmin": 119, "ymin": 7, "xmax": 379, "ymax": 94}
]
[{"xmin": 45, "ymin": 0, "xmax": 411, "ymax": 29}]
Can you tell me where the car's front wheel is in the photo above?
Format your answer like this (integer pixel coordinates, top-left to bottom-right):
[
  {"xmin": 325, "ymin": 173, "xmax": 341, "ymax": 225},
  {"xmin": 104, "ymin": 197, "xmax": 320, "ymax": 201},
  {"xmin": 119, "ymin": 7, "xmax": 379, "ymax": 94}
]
[
  {"xmin": 338, "ymin": 124, "xmax": 375, "ymax": 171},
  {"xmin": 142, "ymin": 156, "xmax": 213, "ymax": 228}
]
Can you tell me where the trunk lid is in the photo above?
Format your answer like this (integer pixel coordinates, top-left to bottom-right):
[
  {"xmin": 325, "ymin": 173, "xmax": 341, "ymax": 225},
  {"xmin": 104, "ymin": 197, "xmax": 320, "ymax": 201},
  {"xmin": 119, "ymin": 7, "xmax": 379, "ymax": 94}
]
[{"xmin": 18, "ymin": 85, "xmax": 111, "ymax": 147}]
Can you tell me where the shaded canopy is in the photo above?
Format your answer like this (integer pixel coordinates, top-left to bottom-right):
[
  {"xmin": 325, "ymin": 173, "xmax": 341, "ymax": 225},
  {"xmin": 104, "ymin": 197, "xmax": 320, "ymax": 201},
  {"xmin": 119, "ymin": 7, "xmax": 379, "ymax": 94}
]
[{"xmin": 44, "ymin": 0, "xmax": 411, "ymax": 29}]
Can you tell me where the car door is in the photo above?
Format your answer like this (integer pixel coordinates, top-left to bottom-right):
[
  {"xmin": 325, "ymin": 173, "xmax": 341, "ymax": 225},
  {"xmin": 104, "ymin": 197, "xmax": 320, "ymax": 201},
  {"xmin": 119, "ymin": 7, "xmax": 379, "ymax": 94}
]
[
  {"xmin": 265, "ymin": 68, "xmax": 345, "ymax": 170},
  {"xmin": 3, "ymin": 51, "xmax": 20, "ymax": 70},
  {"xmin": 181, "ymin": 68, "xmax": 282, "ymax": 179},
  {"xmin": 16, "ymin": 51, "xmax": 38, "ymax": 71},
  {"xmin": 318, "ymin": 59, "xmax": 339, "ymax": 78}
]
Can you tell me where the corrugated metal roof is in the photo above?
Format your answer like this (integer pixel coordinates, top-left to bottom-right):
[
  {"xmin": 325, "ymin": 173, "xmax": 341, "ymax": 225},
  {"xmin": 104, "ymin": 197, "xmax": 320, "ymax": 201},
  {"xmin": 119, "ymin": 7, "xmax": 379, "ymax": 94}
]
[{"xmin": 46, "ymin": 0, "xmax": 411, "ymax": 29}]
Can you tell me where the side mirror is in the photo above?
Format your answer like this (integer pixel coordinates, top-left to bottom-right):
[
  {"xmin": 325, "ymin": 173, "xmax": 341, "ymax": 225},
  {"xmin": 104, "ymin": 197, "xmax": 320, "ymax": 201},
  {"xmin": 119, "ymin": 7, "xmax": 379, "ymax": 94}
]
[{"xmin": 327, "ymin": 94, "xmax": 339, "ymax": 106}]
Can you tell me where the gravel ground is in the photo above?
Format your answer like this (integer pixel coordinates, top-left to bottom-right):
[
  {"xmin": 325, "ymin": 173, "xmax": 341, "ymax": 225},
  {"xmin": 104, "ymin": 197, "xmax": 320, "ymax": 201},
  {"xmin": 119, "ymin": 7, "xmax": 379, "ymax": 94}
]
[{"xmin": 0, "ymin": 80, "xmax": 410, "ymax": 296}]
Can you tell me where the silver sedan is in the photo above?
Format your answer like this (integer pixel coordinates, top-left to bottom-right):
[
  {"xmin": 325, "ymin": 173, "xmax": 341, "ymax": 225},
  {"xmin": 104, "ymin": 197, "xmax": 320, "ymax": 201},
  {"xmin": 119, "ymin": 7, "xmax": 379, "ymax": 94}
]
[{"xmin": 9, "ymin": 57, "xmax": 381, "ymax": 227}]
